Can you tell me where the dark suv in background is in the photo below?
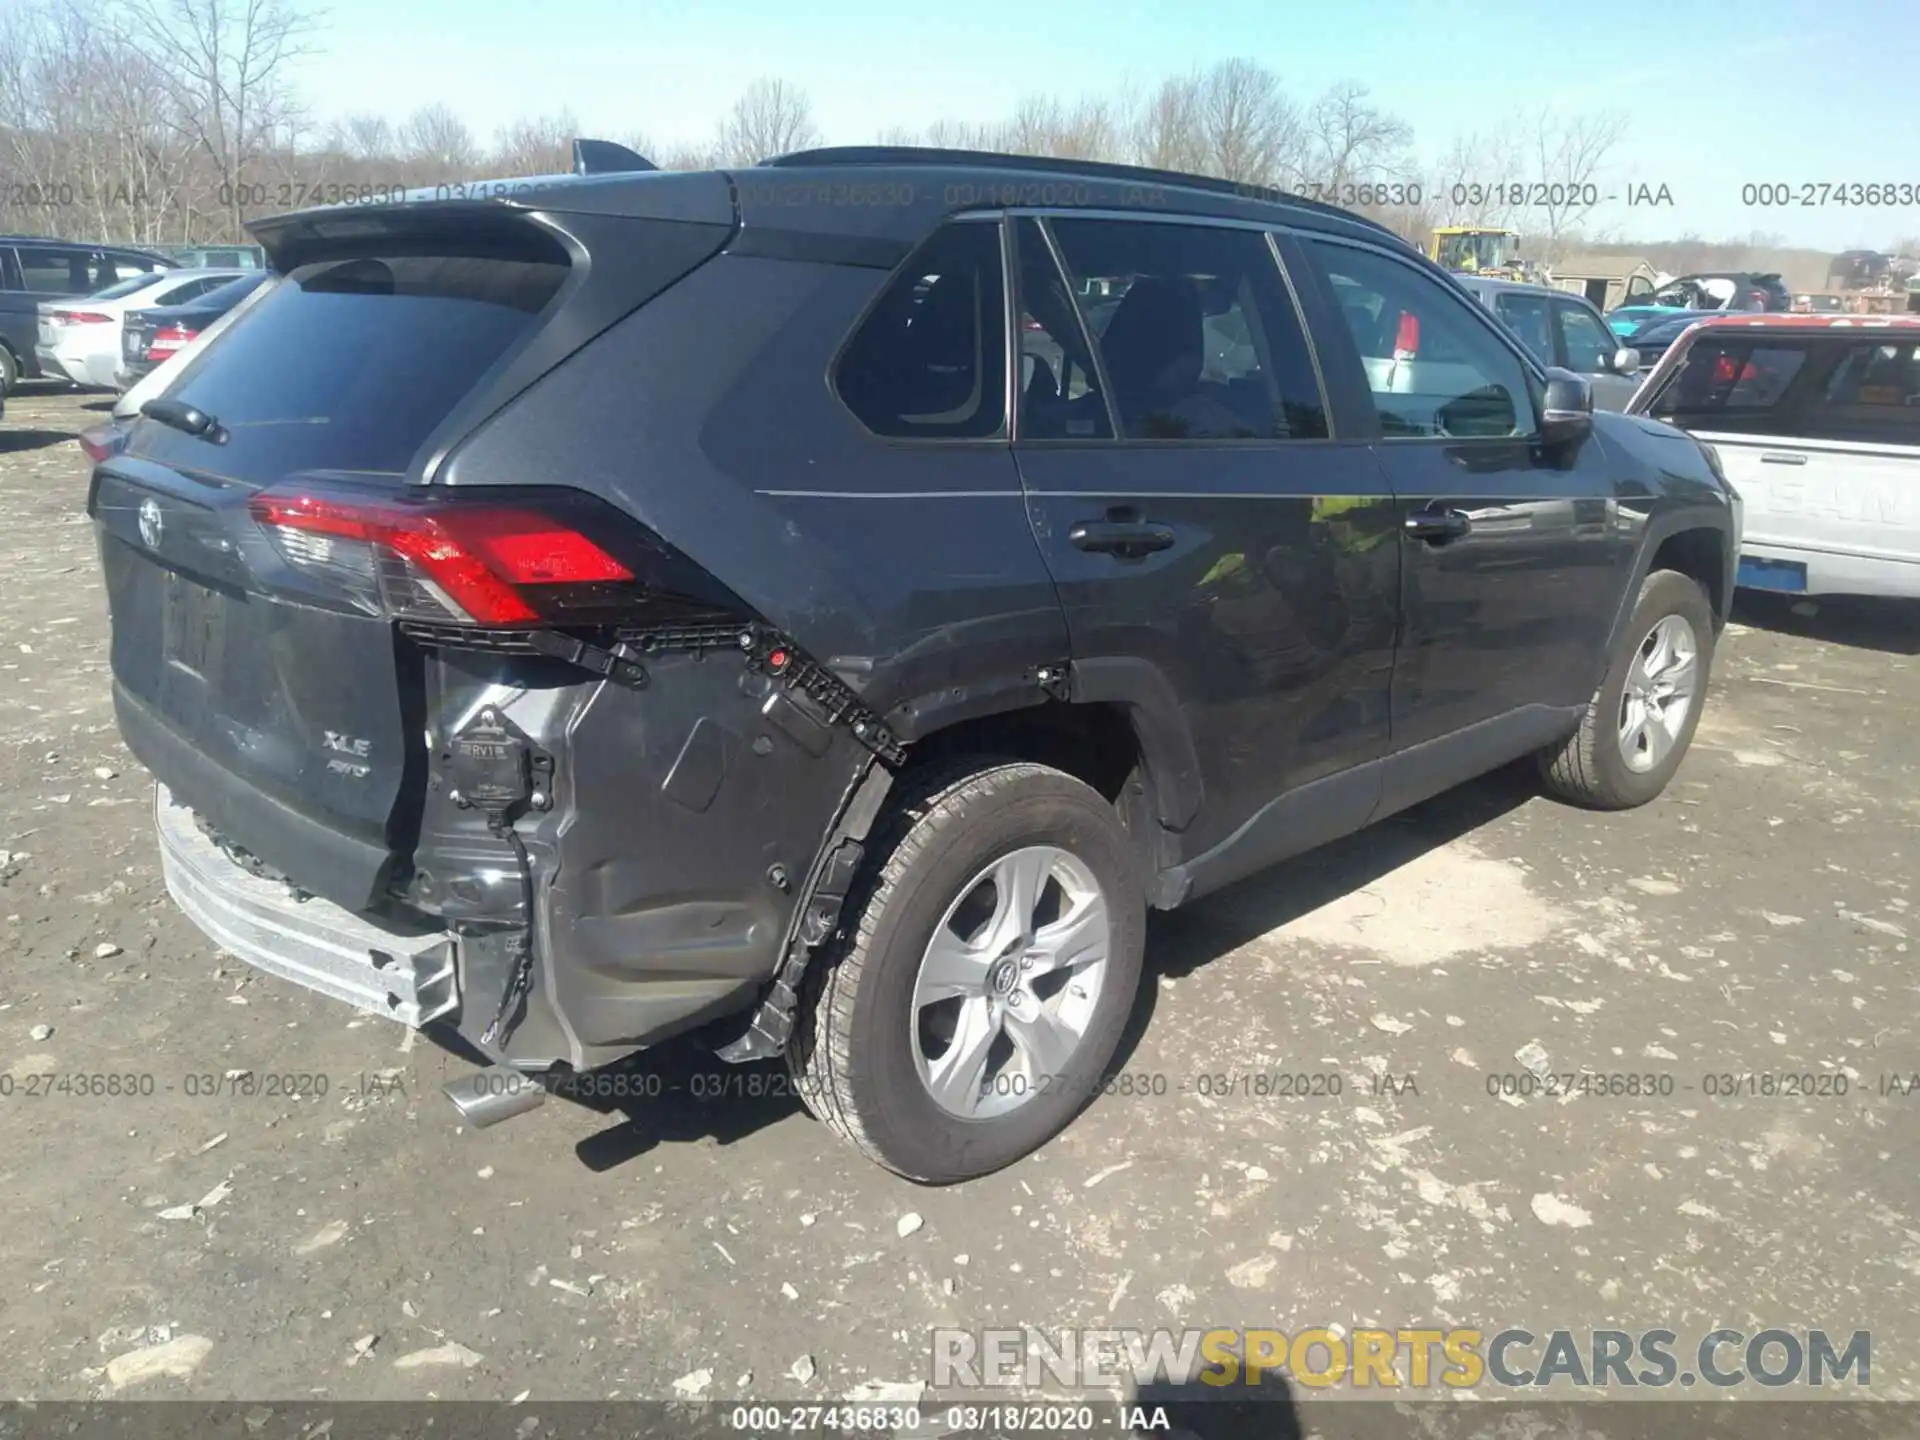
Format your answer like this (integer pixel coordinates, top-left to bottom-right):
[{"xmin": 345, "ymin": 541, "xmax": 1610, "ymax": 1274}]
[
  {"xmin": 86, "ymin": 144, "xmax": 1739, "ymax": 1182},
  {"xmin": 0, "ymin": 236, "xmax": 175, "ymax": 394}
]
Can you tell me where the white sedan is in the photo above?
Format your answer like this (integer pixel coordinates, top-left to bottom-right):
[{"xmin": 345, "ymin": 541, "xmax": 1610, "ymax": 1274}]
[{"xmin": 35, "ymin": 268, "xmax": 248, "ymax": 390}]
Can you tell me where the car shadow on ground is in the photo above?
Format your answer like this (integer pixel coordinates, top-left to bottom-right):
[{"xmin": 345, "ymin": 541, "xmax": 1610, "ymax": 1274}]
[
  {"xmin": 547, "ymin": 766, "xmax": 1538, "ymax": 1171},
  {"xmin": 0, "ymin": 428, "xmax": 78, "ymax": 453},
  {"xmin": 1134, "ymin": 1372, "xmax": 1304, "ymax": 1439},
  {"xmin": 1732, "ymin": 590, "xmax": 1920, "ymax": 656},
  {"xmin": 1108, "ymin": 762, "xmax": 1539, "ymax": 1072}
]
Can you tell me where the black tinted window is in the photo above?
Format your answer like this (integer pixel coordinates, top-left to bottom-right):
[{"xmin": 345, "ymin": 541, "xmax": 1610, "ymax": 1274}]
[
  {"xmin": 1555, "ymin": 301, "xmax": 1615, "ymax": 372},
  {"xmin": 1809, "ymin": 340, "xmax": 1920, "ymax": 442},
  {"xmin": 1648, "ymin": 339, "xmax": 1813, "ymax": 436},
  {"xmin": 129, "ymin": 253, "xmax": 566, "ymax": 484},
  {"xmin": 14, "ymin": 246, "xmax": 86, "ymax": 294},
  {"xmin": 836, "ymin": 221, "xmax": 1007, "ymax": 440},
  {"xmin": 1013, "ymin": 218, "xmax": 1112, "ymax": 440},
  {"xmin": 1493, "ymin": 292, "xmax": 1553, "ymax": 365},
  {"xmin": 1046, "ymin": 218, "xmax": 1328, "ymax": 441},
  {"xmin": 1305, "ymin": 241, "xmax": 1535, "ymax": 439}
]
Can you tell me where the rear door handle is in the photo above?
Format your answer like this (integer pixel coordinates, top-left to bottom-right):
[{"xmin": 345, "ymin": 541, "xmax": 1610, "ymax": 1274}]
[
  {"xmin": 1069, "ymin": 519, "xmax": 1177, "ymax": 557},
  {"xmin": 1404, "ymin": 507, "xmax": 1472, "ymax": 543},
  {"xmin": 1760, "ymin": 452, "xmax": 1808, "ymax": 466}
]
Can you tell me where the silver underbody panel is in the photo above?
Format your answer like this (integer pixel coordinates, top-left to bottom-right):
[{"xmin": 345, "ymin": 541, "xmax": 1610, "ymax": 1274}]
[{"xmin": 156, "ymin": 785, "xmax": 460, "ymax": 1026}]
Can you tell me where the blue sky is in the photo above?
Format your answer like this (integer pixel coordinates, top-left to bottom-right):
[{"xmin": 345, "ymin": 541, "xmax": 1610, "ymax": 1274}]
[{"xmin": 295, "ymin": 0, "xmax": 1917, "ymax": 249}]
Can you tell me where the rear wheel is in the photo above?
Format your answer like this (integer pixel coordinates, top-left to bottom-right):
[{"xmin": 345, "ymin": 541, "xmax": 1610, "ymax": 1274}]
[
  {"xmin": 1540, "ymin": 568, "xmax": 1715, "ymax": 809},
  {"xmin": 787, "ymin": 759, "xmax": 1146, "ymax": 1183}
]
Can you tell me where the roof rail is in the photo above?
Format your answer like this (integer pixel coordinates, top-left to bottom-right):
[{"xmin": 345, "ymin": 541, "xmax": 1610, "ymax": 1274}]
[
  {"xmin": 760, "ymin": 146, "xmax": 1404, "ymax": 241},
  {"xmin": 572, "ymin": 138, "xmax": 657, "ymax": 177}
]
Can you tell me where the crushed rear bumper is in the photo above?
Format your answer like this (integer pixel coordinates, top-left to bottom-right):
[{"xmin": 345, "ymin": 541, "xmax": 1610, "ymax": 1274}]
[{"xmin": 156, "ymin": 785, "xmax": 460, "ymax": 1027}]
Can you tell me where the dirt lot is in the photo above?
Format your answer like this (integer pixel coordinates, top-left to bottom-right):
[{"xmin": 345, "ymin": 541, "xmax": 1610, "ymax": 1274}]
[{"xmin": 2, "ymin": 386, "xmax": 1918, "ymax": 1420}]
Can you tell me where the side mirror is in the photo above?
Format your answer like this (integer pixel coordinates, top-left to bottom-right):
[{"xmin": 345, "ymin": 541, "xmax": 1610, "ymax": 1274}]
[
  {"xmin": 1540, "ymin": 367, "xmax": 1593, "ymax": 446},
  {"xmin": 1613, "ymin": 347, "xmax": 1641, "ymax": 374}
]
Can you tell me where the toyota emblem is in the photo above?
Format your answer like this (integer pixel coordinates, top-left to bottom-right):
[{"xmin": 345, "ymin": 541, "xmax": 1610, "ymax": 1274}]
[{"xmin": 138, "ymin": 497, "xmax": 163, "ymax": 550}]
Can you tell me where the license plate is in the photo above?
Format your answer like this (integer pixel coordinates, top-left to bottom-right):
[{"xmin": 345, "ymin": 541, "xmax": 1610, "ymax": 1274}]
[
  {"xmin": 1737, "ymin": 557, "xmax": 1808, "ymax": 593},
  {"xmin": 162, "ymin": 572, "xmax": 228, "ymax": 679}
]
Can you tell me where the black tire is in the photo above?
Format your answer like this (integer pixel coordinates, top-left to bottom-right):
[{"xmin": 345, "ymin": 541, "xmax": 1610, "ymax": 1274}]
[
  {"xmin": 0, "ymin": 346, "xmax": 17, "ymax": 398},
  {"xmin": 1540, "ymin": 568, "xmax": 1715, "ymax": 809},
  {"xmin": 787, "ymin": 758, "xmax": 1147, "ymax": 1184}
]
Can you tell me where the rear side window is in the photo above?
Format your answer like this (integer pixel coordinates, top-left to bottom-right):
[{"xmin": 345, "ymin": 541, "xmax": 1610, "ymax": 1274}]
[
  {"xmin": 1045, "ymin": 218, "xmax": 1328, "ymax": 441},
  {"xmin": 1649, "ymin": 341, "xmax": 1809, "ymax": 432},
  {"xmin": 835, "ymin": 221, "xmax": 1007, "ymax": 440},
  {"xmin": 15, "ymin": 246, "xmax": 86, "ymax": 294},
  {"xmin": 130, "ymin": 253, "xmax": 568, "ymax": 485}
]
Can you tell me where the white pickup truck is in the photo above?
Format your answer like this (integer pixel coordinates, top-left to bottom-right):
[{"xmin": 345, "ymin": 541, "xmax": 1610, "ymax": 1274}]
[{"xmin": 1628, "ymin": 314, "xmax": 1920, "ymax": 599}]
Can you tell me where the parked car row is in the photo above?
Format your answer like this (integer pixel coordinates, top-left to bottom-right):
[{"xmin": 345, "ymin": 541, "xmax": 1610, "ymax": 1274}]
[{"xmin": 1, "ymin": 233, "xmax": 271, "ymax": 398}]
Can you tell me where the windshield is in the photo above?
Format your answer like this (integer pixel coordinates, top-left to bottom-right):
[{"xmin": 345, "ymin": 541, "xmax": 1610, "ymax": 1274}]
[
  {"xmin": 195, "ymin": 273, "xmax": 270, "ymax": 311},
  {"xmin": 1437, "ymin": 232, "xmax": 1511, "ymax": 272}
]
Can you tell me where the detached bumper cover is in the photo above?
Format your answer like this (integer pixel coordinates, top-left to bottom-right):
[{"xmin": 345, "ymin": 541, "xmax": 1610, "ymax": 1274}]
[{"xmin": 156, "ymin": 785, "xmax": 459, "ymax": 1026}]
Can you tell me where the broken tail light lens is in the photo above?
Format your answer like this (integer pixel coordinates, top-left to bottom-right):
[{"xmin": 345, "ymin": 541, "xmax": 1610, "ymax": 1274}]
[{"xmin": 246, "ymin": 483, "xmax": 739, "ymax": 630}]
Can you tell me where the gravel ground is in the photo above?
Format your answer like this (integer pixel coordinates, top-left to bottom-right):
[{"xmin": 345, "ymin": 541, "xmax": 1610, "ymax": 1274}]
[{"xmin": 2, "ymin": 385, "xmax": 1918, "ymax": 1427}]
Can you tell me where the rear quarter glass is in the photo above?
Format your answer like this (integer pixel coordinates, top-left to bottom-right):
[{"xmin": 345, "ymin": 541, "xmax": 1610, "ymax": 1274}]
[{"xmin": 127, "ymin": 254, "xmax": 568, "ymax": 487}]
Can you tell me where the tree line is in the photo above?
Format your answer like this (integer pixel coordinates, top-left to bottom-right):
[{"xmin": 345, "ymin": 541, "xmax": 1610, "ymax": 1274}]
[{"xmin": 0, "ymin": 0, "xmax": 1892, "ymax": 277}]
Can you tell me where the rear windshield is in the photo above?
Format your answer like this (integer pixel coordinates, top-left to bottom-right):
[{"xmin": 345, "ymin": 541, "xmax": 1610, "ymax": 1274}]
[
  {"xmin": 88, "ymin": 274, "xmax": 159, "ymax": 302},
  {"xmin": 128, "ymin": 252, "xmax": 568, "ymax": 485}
]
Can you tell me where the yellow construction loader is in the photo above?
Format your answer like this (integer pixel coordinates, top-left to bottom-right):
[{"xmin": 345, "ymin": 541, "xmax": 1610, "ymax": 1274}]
[{"xmin": 1429, "ymin": 227, "xmax": 1541, "ymax": 283}]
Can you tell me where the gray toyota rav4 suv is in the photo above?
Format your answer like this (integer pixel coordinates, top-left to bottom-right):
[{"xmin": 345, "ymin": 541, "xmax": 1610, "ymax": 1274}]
[{"xmin": 89, "ymin": 143, "xmax": 1738, "ymax": 1181}]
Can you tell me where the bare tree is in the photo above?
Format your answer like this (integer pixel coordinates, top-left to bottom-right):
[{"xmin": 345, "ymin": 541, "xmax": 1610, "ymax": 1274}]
[
  {"xmin": 1430, "ymin": 128, "xmax": 1523, "ymax": 229},
  {"xmin": 922, "ymin": 116, "xmax": 1002, "ymax": 152},
  {"xmin": 399, "ymin": 102, "xmax": 478, "ymax": 175},
  {"xmin": 715, "ymin": 77, "xmax": 818, "ymax": 165},
  {"xmin": 491, "ymin": 109, "xmax": 577, "ymax": 176},
  {"xmin": 335, "ymin": 112, "xmax": 393, "ymax": 162},
  {"xmin": 115, "ymin": 0, "xmax": 315, "ymax": 240},
  {"xmin": 1300, "ymin": 82, "xmax": 1412, "ymax": 193},
  {"xmin": 1128, "ymin": 71, "xmax": 1206, "ymax": 174},
  {"xmin": 1193, "ymin": 60, "xmax": 1300, "ymax": 188},
  {"xmin": 1527, "ymin": 107, "xmax": 1628, "ymax": 261}
]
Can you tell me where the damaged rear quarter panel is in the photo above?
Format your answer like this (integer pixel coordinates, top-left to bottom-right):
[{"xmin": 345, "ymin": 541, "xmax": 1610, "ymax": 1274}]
[{"xmin": 432, "ymin": 250, "xmax": 1070, "ymax": 1067}]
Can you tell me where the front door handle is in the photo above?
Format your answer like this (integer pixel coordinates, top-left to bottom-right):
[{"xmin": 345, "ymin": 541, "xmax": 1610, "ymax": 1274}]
[
  {"xmin": 1404, "ymin": 507, "xmax": 1472, "ymax": 543},
  {"xmin": 1069, "ymin": 518, "xmax": 1177, "ymax": 558}
]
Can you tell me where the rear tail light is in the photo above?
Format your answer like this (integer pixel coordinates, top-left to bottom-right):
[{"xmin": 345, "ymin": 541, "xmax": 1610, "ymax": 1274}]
[
  {"xmin": 79, "ymin": 423, "xmax": 127, "ymax": 463},
  {"xmin": 246, "ymin": 482, "xmax": 737, "ymax": 630},
  {"xmin": 1393, "ymin": 310, "xmax": 1420, "ymax": 359},
  {"xmin": 49, "ymin": 310, "xmax": 113, "ymax": 325},
  {"xmin": 147, "ymin": 324, "xmax": 198, "ymax": 360}
]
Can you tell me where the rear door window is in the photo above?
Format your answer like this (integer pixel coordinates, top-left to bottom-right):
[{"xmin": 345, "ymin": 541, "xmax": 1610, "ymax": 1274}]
[
  {"xmin": 128, "ymin": 252, "xmax": 568, "ymax": 486},
  {"xmin": 1044, "ymin": 217, "xmax": 1328, "ymax": 441},
  {"xmin": 1805, "ymin": 340, "xmax": 1920, "ymax": 444},
  {"xmin": 835, "ymin": 220, "xmax": 1007, "ymax": 440},
  {"xmin": 1012, "ymin": 218, "xmax": 1112, "ymax": 440}
]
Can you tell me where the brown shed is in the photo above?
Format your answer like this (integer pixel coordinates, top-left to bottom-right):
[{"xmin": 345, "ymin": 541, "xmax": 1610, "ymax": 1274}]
[{"xmin": 1550, "ymin": 254, "xmax": 1661, "ymax": 311}]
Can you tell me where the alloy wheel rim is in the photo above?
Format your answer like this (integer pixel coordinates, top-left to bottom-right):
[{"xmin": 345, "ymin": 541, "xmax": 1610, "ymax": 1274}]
[
  {"xmin": 909, "ymin": 845, "xmax": 1111, "ymax": 1120},
  {"xmin": 1617, "ymin": 613, "xmax": 1699, "ymax": 774}
]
